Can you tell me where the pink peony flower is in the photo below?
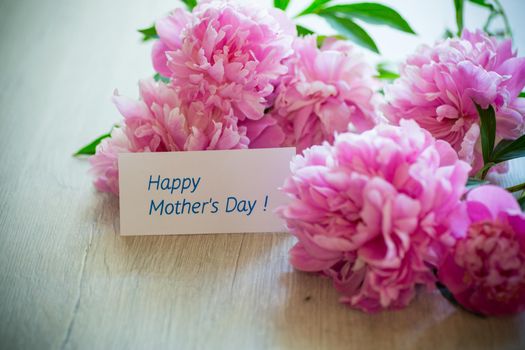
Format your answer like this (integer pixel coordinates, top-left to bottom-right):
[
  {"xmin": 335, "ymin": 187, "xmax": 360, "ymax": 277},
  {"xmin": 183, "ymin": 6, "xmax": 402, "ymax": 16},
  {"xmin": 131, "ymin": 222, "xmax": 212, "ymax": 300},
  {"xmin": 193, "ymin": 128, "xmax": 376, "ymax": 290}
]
[
  {"xmin": 438, "ymin": 185, "xmax": 525, "ymax": 316},
  {"xmin": 153, "ymin": 0, "xmax": 295, "ymax": 126},
  {"xmin": 270, "ymin": 36, "xmax": 380, "ymax": 153},
  {"xmin": 383, "ymin": 29, "xmax": 525, "ymax": 174},
  {"xmin": 89, "ymin": 127, "xmax": 130, "ymax": 194},
  {"xmin": 90, "ymin": 78, "xmax": 249, "ymax": 194},
  {"xmin": 149, "ymin": 0, "xmax": 295, "ymax": 148},
  {"xmin": 152, "ymin": 7, "xmax": 193, "ymax": 78},
  {"xmin": 278, "ymin": 120, "xmax": 471, "ymax": 312}
]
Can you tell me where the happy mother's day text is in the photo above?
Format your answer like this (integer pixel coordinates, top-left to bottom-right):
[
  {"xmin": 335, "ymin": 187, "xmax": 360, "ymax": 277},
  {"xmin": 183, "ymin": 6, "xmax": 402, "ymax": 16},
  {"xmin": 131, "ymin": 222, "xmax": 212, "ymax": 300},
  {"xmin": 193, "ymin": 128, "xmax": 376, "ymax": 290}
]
[{"xmin": 147, "ymin": 175, "xmax": 269, "ymax": 217}]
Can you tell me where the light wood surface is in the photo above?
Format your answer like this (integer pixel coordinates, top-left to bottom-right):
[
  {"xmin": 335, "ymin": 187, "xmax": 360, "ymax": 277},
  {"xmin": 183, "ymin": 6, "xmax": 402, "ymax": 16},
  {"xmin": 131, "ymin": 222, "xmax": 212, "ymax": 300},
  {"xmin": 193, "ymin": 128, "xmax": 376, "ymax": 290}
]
[{"xmin": 1, "ymin": 0, "xmax": 524, "ymax": 349}]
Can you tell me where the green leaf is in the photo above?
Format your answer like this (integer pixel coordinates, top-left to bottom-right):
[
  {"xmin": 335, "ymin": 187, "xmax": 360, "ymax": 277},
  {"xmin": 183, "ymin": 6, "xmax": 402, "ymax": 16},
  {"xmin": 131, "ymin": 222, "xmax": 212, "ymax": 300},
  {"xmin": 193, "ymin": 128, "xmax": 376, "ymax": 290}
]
[
  {"xmin": 138, "ymin": 25, "xmax": 158, "ymax": 42},
  {"xmin": 475, "ymin": 103, "xmax": 496, "ymax": 164},
  {"xmin": 506, "ymin": 182, "xmax": 525, "ymax": 193},
  {"xmin": 320, "ymin": 13, "xmax": 379, "ymax": 53},
  {"xmin": 74, "ymin": 132, "xmax": 112, "ymax": 156},
  {"xmin": 519, "ymin": 92, "xmax": 525, "ymax": 98},
  {"xmin": 297, "ymin": 0, "xmax": 332, "ymax": 17},
  {"xmin": 296, "ymin": 24, "xmax": 315, "ymax": 36},
  {"xmin": 316, "ymin": 34, "xmax": 346, "ymax": 47},
  {"xmin": 443, "ymin": 28, "xmax": 455, "ymax": 38},
  {"xmin": 468, "ymin": 0, "xmax": 495, "ymax": 10},
  {"xmin": 491, "ymin": 134, "xmax": 525, "ymax": 163},
  {"xmin": 474, "ymin": 162, "xmax": 495, "ymax": 180},
  {"xmin": 274, "ymin": 0, "xmax": 291, "ymax": 11},
  {"xmin": 454, "ymin": 0, "xmax": 464, "ymax": 36},
  {"xmin": 375, "ymin": 63, "xmax": 399, "ymax": 80},
  {"xmin": 375, "ymin": 69, "xmax": 399, "ymax": 80},
  {"xmin": 518, "ymin": 195, "xmax": 525, "ymax": 211},
  {"xmin": 320, "ymin": 3, "xmax": 416, "ymax": 34},
  {"xmin": 316, "ymin": 35, "xmax": 327, "ymax": 46},
  {"xmin": 466, "ymin": 177, "xmax": 488, "ymax": 190},
  {"xmin": 181, "ymin": 0, "xmax": 197, "ymax": 10},
  {"xmin": 154, "ymin": 73, "xmax": 170, "ymax": 84}
]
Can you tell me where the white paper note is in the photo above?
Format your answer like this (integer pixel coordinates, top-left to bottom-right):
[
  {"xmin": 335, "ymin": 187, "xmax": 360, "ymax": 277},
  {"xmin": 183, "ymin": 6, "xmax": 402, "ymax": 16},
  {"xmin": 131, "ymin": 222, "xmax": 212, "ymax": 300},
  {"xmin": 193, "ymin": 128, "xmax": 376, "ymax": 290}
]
[{"xmin": 118, "ymin": 148, "xmax": 295, "ymax": 235}]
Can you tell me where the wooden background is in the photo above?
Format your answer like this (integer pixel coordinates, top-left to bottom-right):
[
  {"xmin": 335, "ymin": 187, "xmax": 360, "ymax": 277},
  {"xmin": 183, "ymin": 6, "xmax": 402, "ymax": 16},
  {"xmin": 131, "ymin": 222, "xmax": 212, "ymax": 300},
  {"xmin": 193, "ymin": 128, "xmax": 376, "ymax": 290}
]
[{"xmin": 0, "ymin": 0, "xmax": 524, "ymax": 349}]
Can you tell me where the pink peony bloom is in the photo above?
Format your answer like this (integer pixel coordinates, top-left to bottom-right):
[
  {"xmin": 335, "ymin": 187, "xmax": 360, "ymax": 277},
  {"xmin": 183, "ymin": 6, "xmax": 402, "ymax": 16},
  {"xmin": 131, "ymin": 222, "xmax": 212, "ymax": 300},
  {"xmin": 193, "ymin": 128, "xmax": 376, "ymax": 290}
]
[
  {"xmin": 149, "ymin": 0, "xmax": 294, "ymax": 149},
  {"xmin": 89, "ymin": 127, "xmax": 131, "ymax": 194},
  {"xmin": 438, "ymin": 185, "xmax": 525, "ymax": 316},
  {"xmin": 383, "ymin": 29, "xmax": 525, "ymax": 174},
  {"xmin": 152, "ymin": 7, "xmax": 193, "ymax": 77},
  {"xmin": 270, "ymin": 36, "xmax": 380, "ymax": 153},
  {"xmin": 90, "ymin": 78, "xmax": 249, "ymax": 194},
  {"xmin": 154, "ymin": 0, "xmax": 295, "ymax": 125},
  {"xmin": 278, "ymin": 120, "xmax": 471, "ymax": 312}
]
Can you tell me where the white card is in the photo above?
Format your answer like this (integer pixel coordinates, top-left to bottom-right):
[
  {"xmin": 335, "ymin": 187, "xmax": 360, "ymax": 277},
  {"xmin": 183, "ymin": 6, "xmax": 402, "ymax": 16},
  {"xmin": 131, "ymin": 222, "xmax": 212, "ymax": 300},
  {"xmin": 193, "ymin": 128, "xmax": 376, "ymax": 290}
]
[{"xmin": 118, "ymin": 148, "xmax": 295, "ymax": 235}]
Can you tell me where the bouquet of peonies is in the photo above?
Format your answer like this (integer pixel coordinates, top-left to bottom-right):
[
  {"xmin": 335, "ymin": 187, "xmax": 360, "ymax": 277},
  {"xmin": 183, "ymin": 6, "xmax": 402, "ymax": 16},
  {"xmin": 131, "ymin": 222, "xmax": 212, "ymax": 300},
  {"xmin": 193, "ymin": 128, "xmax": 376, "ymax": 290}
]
[{"xmin": 77, "ymin": 0, "xmax": 525, "ymax": 316}]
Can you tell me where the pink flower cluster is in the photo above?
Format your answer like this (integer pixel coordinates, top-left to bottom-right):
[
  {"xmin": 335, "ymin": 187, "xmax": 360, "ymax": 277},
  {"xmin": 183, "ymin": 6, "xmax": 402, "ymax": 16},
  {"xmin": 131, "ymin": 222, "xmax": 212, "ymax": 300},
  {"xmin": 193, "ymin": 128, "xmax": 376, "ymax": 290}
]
[
  {"xmin": 269, "ymin": 36, "xmax": 379, "ymax": 153},
  {"xmin": 90, "ymin": 79, "xmax": 249, "ymax": 194},
  {"xmin": 383, "ymin": 29, "xmax": 525, "ymax": 174},
  {"xmin": 91, "ymin": 0, "xmax": 381, "ymax": 194},
  {"xmin": 154, "ymin": 0, "xmax": 295, "ymax": 127},
  {"xmin": 439, "ymin": 185, "xmax": 525, "ymax": 316},
  {"xmin": 278, "ymin": 120, "xmax": 471, "ymax": 312},
  {"xmin": 91, "ymin": 0, "xmax": 295, "ymax": 194}
]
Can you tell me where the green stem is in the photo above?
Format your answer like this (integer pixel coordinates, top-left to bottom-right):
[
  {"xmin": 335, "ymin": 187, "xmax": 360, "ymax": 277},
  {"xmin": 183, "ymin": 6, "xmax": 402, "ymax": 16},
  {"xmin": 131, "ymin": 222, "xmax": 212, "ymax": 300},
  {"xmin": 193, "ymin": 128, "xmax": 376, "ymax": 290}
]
[
  {"xmin": 454, "ymin": 0, "xmax": 464, "ymax": 36},
  {"xmin": 506, "ymin": 182, "xmax": 525, "ymax": 193},
  {"xmin": 483, "ymin": 10, "xmax": 497, "ymax": 35},
  {"xmin": 475, "ymin": 162, "xmax": 495, "ymax": 180},
  {"xmin": 493, "ymin": 0, "xmax": 513, "ymax": 38}
]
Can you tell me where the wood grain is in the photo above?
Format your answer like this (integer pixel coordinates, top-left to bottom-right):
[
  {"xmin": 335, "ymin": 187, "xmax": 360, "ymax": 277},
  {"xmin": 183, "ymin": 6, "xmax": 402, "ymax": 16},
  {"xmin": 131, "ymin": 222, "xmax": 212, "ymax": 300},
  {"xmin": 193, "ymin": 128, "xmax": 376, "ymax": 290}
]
[{"xmin": 0, "ymin": 0, "xmax": 524, "ymax": 349}]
